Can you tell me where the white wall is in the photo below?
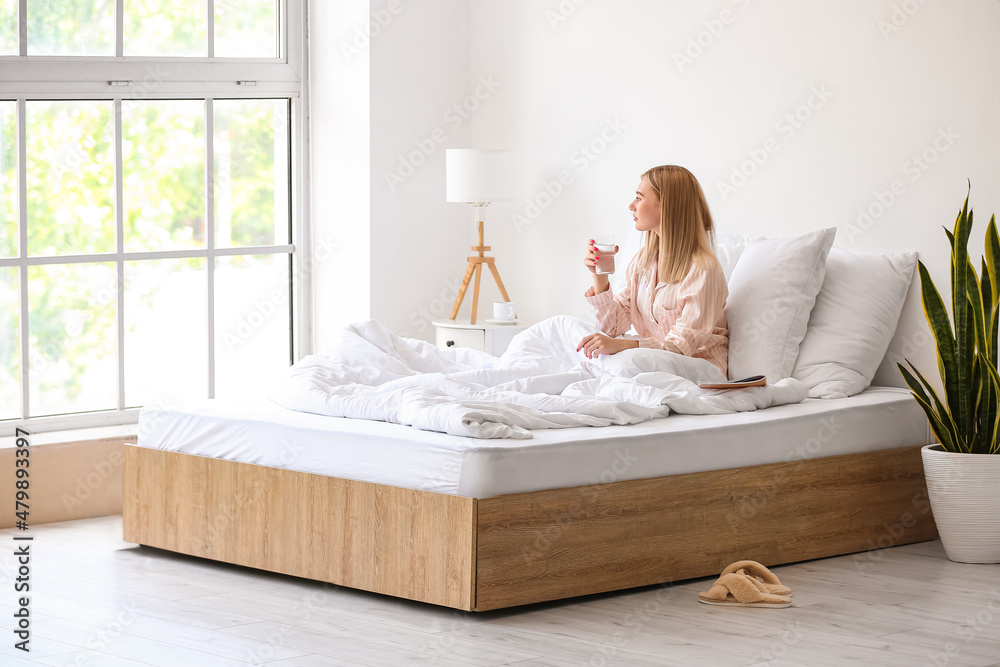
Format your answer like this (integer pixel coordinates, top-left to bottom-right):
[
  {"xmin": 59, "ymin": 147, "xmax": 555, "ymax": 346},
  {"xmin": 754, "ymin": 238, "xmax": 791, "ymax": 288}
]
[
  {"xmin": 309, "ymin": 0, "xmax": 372, "ymax": 345},
  {"xmin": 314, "ymin": 0, "xmax": 1000, "ymax": 389},
  {"xmin": 311, "ymin": 0, "xmax": 472, "ymax": 344},
  {"xmin": 369, "ymin": 0, "xmax": 473, "ymax": 339}
]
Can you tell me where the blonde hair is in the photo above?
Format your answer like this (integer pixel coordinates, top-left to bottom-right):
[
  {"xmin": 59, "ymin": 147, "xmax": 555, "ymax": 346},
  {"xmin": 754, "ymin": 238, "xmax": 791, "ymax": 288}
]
[{"xmin": 637, "ymin": 165, "xmax": 716, "ymax": 284}]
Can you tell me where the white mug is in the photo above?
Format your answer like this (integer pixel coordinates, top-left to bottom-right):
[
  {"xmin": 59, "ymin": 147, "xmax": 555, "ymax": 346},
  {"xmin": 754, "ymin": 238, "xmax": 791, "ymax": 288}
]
[{"xmin": 493, "ymin": 301, "xmax": 516, "ymax": 321}]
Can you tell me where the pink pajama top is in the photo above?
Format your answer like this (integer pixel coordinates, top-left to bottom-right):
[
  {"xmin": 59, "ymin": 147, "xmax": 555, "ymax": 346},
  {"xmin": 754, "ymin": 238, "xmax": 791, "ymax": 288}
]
[{"xmin": 584, "ymin": 256, "xmax": 730, "ymax": 376}]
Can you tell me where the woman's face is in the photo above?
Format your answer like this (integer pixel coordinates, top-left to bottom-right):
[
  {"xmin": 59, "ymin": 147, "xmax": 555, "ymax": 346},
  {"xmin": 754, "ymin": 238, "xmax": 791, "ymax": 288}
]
[{"xmin": 629, "ymin": 178, "xmax": 660, "ymax": 233}]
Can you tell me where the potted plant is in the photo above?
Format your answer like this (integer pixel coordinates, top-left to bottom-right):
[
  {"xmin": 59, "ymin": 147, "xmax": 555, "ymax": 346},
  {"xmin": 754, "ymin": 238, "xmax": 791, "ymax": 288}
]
[{"xmin": 899, "ymin": 187, "xmax": 1000, "ymax": 564}]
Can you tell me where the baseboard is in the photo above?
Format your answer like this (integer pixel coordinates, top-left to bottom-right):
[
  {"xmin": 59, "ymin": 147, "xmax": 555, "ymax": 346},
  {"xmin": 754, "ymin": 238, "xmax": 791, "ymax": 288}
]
[{"xmin": 0, "ymin": 436, "xmax": 136, "ymax": 528}]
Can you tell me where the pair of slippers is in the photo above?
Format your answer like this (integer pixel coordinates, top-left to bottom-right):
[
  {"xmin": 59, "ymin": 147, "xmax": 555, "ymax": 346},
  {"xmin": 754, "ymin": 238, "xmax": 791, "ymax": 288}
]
[{"xmin": 698, "ymin": 560, "xmax": 792, "ymax": 608}]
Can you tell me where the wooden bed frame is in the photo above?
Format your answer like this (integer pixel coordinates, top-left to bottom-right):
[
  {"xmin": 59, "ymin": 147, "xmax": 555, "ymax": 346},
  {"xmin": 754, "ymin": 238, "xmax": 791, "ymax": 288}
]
[{"xmin": 123, "ymin": 443, "xmax": 937, "ymax": 611}]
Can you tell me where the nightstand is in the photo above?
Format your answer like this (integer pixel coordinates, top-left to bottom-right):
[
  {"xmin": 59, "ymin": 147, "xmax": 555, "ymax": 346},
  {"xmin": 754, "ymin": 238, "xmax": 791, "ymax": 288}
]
[{"xmin": 432, "ymin": 319, "xmax": 528, "ymax": 356}]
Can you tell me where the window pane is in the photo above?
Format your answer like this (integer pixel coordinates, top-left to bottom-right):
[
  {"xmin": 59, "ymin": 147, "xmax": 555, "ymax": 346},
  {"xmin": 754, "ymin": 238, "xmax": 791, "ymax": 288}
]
[
  {"xmin": 0, "ymin": 267, "xmax": 18, "ymax": 420},
  {"xmin": 123, "ymin": 100, "xmax": 206, "ymax": 252},
  {"xmin": 215, "ymin": 0, "xmax": 277, "ymax": 58},
  {"xmin": 0, "ymin": 0, "xmax": 15, "ymax": 56},
  {"xmin": 0, "ymin": 101, "xmax": 15, "ymax": 258},
  {"xmin": 124, "ymin": 0, "xmax": 206, "ymax": 57},
  {"xmin": 28, "ymin": 263, "xmax": 116, "ymax": 416},
  {"xmin": 27, "ymin": 0, "xmax": 114, "ymax": 56},
  {"xmin": 215, "ymin": 254, "xmax": 289, "ymax": 399},
  {"xmin": 125, "ymin": 258, "xmax": 206, "ymax": 407},
  {"xmin": 214, "ymin": 99, "xmax": 288, "ymax": 247},
  {"xmin": 27, "ymin": 101, "xmax": 115, "ymax": 256}
]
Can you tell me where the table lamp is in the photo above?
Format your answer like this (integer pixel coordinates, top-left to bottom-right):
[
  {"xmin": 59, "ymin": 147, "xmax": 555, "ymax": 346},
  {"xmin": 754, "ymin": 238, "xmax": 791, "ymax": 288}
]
[{"xmin": 445, "ymin": 148, "xmax": 514, "ymax": 324}]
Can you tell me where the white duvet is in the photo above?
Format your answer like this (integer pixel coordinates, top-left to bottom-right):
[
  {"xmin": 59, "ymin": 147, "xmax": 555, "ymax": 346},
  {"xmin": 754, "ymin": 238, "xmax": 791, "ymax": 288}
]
[{"xmin": 269, "ymin": 316, "xmax": 807, "ymax": 439}]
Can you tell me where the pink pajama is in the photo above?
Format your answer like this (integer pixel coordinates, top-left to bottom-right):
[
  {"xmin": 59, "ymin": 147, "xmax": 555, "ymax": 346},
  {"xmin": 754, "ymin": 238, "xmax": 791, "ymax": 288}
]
[{"xmin": 585, "ymin": 256, "xmax": 730, "ymax": 376}]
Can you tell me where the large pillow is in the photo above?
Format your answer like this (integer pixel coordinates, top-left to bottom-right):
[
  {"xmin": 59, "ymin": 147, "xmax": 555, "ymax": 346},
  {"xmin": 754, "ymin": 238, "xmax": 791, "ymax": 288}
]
[
  {"xmin": 726, "ymin": 227, "xmax": 836, "ymax": 383},
  {"xmin": 792, "ymin": 248, "xmax": 917, "ymax": 398},
  {"xmin": 715, "ymin": 233, "xmax": 763, "ymax": 282}
]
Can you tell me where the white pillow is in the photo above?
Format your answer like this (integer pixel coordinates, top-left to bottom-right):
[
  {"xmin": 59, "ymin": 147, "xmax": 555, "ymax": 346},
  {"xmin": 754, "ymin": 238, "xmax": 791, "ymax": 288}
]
[
  {"xmin": 726, "ymin": 227, "xmax": 836, "ymax": 383},
  {"xmin": 792, "ymin": 248, "xmax": 917, "ymax": 398},
  {"xmin": 714, "ymin": 233, "xmax": 766, "ymax": 283}
]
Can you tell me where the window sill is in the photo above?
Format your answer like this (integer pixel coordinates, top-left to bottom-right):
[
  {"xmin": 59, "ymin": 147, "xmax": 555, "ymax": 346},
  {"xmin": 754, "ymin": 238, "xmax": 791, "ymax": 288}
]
[{"xmin": 0, "ymin": 423, "xmax": 138, "ymax": 449}]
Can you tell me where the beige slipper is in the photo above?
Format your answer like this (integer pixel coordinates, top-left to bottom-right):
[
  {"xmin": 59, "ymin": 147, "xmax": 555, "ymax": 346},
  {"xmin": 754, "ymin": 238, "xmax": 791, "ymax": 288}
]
[
  {"xmin": 698, "ymin": 571, "xmax": 792, "ymax": 608},
  {"xmin": 719, "ymin": 560, "xmax": 792, "ymax": 596}
]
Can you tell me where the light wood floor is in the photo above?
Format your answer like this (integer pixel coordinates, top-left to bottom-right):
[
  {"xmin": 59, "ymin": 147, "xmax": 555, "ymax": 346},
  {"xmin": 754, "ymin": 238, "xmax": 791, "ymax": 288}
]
[{"xmin": 1, "ymin": 516, "xmax": 999, "ymax": 666}]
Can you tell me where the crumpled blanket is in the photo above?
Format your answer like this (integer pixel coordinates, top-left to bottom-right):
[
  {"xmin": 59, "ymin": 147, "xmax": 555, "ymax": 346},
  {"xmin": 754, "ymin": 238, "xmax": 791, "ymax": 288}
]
[{"xmin": 269, "ymin": 315, "xmax": 807, "ymax": 439}]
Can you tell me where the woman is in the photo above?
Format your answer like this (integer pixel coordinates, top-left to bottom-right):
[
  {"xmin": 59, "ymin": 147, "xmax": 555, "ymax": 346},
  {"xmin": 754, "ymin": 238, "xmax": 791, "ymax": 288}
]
[{"xmin": 578, "ymin": 165, "xmax": 729, "ymax": 376}]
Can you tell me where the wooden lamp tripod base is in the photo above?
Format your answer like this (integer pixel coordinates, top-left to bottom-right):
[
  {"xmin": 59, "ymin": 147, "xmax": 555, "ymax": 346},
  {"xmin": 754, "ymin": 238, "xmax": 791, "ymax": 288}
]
[{"xmin": 449, "ymin": 218, "xmax": 511, "ymax": 325}]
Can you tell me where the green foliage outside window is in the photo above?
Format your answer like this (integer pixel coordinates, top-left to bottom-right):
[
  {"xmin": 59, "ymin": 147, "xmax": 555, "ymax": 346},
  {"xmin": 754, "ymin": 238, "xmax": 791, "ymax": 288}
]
[{"xmin": 6, "ymin": 100, "xmax": 287, "ymax": 418}]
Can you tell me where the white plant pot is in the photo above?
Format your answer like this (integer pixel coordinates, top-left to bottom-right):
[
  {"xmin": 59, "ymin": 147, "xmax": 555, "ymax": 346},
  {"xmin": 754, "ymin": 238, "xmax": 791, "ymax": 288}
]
[{"xmin": 921, "ymin": 444, "xmax": 1000, "ymax": 563}]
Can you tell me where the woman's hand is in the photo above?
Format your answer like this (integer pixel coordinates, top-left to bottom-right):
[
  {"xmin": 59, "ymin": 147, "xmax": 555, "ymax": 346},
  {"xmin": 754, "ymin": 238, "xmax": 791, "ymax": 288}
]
[{"xmin": 577, "ymin": 333, "xmax": 638, "ymax": 359}]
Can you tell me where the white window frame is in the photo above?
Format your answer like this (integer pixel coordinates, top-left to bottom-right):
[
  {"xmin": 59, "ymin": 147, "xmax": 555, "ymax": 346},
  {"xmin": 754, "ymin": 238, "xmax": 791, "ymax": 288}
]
[{"xmin": 0, "ymin": 0, "xmax": 311, "ymax": 436}]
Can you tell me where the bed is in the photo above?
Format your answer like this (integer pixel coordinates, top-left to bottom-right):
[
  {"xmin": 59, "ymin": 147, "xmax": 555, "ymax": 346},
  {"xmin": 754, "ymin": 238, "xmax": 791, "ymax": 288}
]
[
  {"xmin": 123, "ymin": 386, "xmax": 936, "ymax": 611},
  {"xmin": 123, "ymin": 229, "xmax": 938, "ymax": 611}
]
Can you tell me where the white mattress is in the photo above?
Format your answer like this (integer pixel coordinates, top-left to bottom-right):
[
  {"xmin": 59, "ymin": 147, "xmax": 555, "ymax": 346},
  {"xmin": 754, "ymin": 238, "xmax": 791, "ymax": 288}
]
[{"xmin": 136, "ymin": 387, "xmax": 932, "ymax": 498}]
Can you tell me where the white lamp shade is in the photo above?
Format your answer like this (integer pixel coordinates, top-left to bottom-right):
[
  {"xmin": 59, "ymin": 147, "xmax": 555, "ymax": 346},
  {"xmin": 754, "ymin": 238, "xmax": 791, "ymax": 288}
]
[{"xmin": 445, "ymin": 149, "xmax": 514, "ymax": 203}]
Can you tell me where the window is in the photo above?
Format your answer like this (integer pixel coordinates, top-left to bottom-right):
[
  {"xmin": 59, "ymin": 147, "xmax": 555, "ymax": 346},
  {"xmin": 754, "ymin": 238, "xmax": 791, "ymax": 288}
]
[{"xmin": 0, "ymin": 0, "xmax": 306, "ymax": 433}]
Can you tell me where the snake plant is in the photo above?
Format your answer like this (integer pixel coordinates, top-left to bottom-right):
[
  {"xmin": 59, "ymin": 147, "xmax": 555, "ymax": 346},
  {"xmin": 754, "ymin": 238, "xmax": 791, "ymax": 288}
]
[{"xmin": 899, "ymin": 187, "xmax": 1000, "ymax": 454}]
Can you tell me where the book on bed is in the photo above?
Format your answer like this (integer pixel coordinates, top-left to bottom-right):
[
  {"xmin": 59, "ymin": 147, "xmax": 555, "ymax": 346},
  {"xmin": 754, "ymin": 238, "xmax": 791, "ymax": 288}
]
[{"xmin": 698, "ymin": 375, "xmax": 767, "ymax": 389}]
